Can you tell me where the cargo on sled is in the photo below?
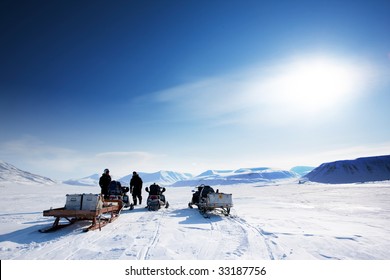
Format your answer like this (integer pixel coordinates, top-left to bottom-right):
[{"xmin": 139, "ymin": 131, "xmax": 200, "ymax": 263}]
[
  {"xmin": 188, "ymin": 184, "xmax": 233, "ymax": 217},
  {"xmin": 40, "ymin": 193, "xmax": 123, "ymax": 232}
]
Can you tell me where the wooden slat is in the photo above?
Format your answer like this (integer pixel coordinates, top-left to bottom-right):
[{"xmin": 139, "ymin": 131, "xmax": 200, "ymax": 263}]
[{"xmin": 40, "ymin": 203, "xmax": 122, "ymax": 232}]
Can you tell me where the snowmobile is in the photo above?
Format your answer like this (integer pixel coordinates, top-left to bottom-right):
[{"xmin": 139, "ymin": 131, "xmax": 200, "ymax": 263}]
[
  {"xmin": 107, "ymin": 180, "xmax": 133, "ymax": 210},
  {"xmin": 145, "ymin": 183, "xmax": 169, "ymax": 211},
  {"xmin": 188, "ymin": 184, "xmax": 233, "ymax": 217}
]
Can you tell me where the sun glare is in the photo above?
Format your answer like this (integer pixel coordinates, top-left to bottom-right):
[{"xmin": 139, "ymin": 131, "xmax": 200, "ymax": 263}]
[
  {"xmin": 261, "ymin": 55, "xmax": 365, "ymax": 116},
  {"xmin": 288, "ymin": 58, "xmax": 356, "ymax": 106}
]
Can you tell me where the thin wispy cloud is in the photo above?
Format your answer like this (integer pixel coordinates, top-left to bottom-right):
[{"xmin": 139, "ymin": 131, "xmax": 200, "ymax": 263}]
[
  {"xmin": 150, "ymin": 54, "xmax": 375, "ymax": 127},
  {"xmin": 0, "ymin": 135, "xmax": 75, "ymax": 158},
  {"xmin": 311, "ymin": 143, "xmax": 390, "ymax": 163},
  {"xmin": 0, "ymin": 136, "xmax": 86, "ymax": 178},
  {"xmin": 0, "ymin": 136, "xmax": 167, "ymax": 179}
]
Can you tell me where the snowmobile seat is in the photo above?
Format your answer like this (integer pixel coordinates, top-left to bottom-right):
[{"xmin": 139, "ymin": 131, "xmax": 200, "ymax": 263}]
[
  {"xmin": 191, "ymin": 185, "xmax": 214, "ymax": 204},
  {"xmin": 200, "ymin": 185, "xmax": 215, "ymax": 198},
  {"xmin": 108, "ymin": 180, "xmax": 122, "ymax": 196},
  {"xmin": 146, "ymin": 183, "xmax": 166, "ymax": 195}
]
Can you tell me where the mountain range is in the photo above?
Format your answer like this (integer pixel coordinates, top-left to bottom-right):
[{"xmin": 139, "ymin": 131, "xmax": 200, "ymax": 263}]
[
  {"xmin": 64, "ymin": 168, "xmax": 298, "ymax": 187},
  {"xmin": 172, "ymin": 167, "xmax": 297, "ymax": 186},
  {"xmin": 2, "ymin": 155, "xmax": 390, "ymax": 186},
  {"xmin": 1, "ymin": 160, "xmax": 305, "ymax": 186}
]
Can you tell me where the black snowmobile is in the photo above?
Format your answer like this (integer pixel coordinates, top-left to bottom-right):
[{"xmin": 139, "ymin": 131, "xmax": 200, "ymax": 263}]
[
  {"xmin": 189, "ymin": 184, "xmax": 233, "ymax": 217},
  {"xmin": 145, "ymin": 183, "xmax": 169, "ymax": 211},
  {"xmin": 107, "ymin": 180, "xmax": 133, "ymax": 210}
]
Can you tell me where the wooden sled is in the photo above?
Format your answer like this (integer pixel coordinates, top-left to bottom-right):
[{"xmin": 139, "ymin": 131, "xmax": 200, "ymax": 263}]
[{"xmin": 40, "ymin": 199, "xmax": 123, "ymax": 232}]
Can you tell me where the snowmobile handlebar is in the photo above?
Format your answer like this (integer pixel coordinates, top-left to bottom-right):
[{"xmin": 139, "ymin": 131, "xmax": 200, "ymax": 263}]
[{"xmin": 145, "ymin": 186, "xmax": 166, "ymax": 193}]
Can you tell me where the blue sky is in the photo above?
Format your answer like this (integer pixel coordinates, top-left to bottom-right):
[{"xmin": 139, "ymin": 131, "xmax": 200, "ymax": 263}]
[{"xmin": 1, "ymin": 0, "xmax": 389, "ymax": 180}]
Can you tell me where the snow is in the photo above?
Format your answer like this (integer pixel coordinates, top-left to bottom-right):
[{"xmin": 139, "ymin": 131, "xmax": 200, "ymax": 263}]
[
  {"xmin": 122, "ymin": 170, "xmax": 194, "ymax": 186},
  {"xmin": 63, "ymin": 170, "xmax": 195, "ymax": 187},
  {"xmin": 63, "ymin": 173, "xmax": 100, "ymax": 186},
  {"xmin": 1, "ymin": 179, "xmax": 390, "ymax": 260}
]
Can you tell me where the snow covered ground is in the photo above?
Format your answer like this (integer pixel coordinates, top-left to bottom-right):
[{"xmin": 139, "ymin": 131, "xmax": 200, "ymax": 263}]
[{"xmin": 0, "ymin": 179, "xmax": 389, "ymax": 260}]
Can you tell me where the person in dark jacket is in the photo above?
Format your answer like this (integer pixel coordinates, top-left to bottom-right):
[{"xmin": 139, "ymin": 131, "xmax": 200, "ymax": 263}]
[
  {"xmin": 130, "ymin": 171, "xmax": 143, "ymax": 205},
  {"xmin": 99, "ymin": 168, "xmax": 111, "ymax": 199}
]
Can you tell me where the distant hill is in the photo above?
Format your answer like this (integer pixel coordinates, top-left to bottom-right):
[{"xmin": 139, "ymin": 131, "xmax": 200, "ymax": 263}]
[
  {"xmin": 290, "ymin": 166, "xmax": 315, "ymax": 177},
  {"xmin": 119, "ymin": 171, "xmax": 193, "ymax": 186},
  {"xmin": 173, "ymin": 167, "xmax": 297, "ymax": 186},
  {"xmin": 63, "ymin": 174, "xmax": 100, "ymax": 186},
  {"xmin": 304, "ymin": 155, "xmax": 390, "ymax": 184},
  {"xmin": 0, "ymin": 161, "xmax": 56, "ymax": 185},
  {"xmin": 64, "ymin": 167, "xmax": 297, "ymax": 187},
  {"xmin": 64, "ymin": 170, "xmax": 193, "ymax": 186}
]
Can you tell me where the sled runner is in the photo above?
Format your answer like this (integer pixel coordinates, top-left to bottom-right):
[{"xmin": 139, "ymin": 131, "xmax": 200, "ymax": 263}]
[
  {"xmin": 40, "ymin": 194, "xmax": 123, "ymax": 232},
  {"xmin": 188, "ymin": 184, "xmax": 233, "ymax": 218}
]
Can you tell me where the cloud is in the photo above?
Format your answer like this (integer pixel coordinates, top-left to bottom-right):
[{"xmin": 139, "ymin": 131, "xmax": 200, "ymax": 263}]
[
  {"xmin": 0, "ymin": 136, "xmax": 91, "ymax": 178},
  {"xmin": 155, "ymin": 77, "xmax": 248, "ymax": 119},
  {"xmin": 150, "ymin": 53, "xmax": 375, "ymax": 127},
  {"xmin": 312, "ymin": 143, "xmax": 390, "ymax": 163},
  {"xmin": 0, "ymin": 136, "xmax": 167, "ymax": 180},
  {"xmin": 0, "ymin": 135, "xmax": 72, "ymax": 157}
]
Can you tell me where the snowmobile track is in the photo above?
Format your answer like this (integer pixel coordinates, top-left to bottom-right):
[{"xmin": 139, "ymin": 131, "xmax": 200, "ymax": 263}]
[
  {"xmin": 136, "ymin": 210, "xmax": 165, "ymax": 260},
  {"xmin": 229, "ymin": 216, "xmax": 276, "ymax": 260}
]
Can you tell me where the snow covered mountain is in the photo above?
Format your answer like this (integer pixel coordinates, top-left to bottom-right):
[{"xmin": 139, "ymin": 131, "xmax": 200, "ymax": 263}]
[
  {"xmin": 0, "ymin": 160, "xmax": 56, "ymax": 185},
  {"xmin": 63, "ymin": 168, "xmax": 297, "ymax": 187},
  {"xmin": 304, "ymin": 155, "xmax": 390, "ymax": 184},
  {"xmin": 173, "ymin": 167, "xmax": 297, "ymax": 186},
  {"xmin": 63, "ymin": 170, "xmax": 194, "ymax": 186},
  {"xmin": 119, "ymin": 170, "xmax": 193, "ymax": 186},
  {"xmin": 63, "ymin": 174, "xmax": 100, "ymax": 186}
]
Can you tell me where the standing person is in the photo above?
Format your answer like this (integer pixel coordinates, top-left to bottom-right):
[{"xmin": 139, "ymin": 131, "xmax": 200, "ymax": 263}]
[
  {"xmin": 130, "ymin": 171, "xmax": 143, "ymax": 205},
  {"xmin": 99, "ymin": 168, "xmax": 111, "ymax": 199}
]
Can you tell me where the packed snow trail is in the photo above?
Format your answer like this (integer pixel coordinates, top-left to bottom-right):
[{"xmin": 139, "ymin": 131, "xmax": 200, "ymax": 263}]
[
  {"xmin": 120, "ymin": 204, "xmax": 273, "ymax": 260},
  {"xmin": 134, "ymin": 209, "xmax": 166, "ymax": 260}
]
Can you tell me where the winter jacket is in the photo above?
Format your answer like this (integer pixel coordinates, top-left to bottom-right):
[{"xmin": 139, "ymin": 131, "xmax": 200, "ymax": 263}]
[
  {"xmin": 130, "ymin": 174, "xmax": 143, "ymax": 194},
  {"xmin": 99, "ymin": 173, "xmax": 111, "ymax": 196}
]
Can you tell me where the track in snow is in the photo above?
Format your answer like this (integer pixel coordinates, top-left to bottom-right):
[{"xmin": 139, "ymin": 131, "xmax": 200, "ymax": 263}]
[{"xmin": 1, "ymin": 204, "xmax": 289, "ymax": 260}]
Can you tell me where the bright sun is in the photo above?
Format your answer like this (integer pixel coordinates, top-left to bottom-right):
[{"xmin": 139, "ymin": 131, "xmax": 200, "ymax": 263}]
[
  {"xmin": 261, "ymin": 55, "xmax": 364, "ymax": 115},
  {"xmin": 287, "ymin": 58, "xmax": 356, "ymax": 106}
]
